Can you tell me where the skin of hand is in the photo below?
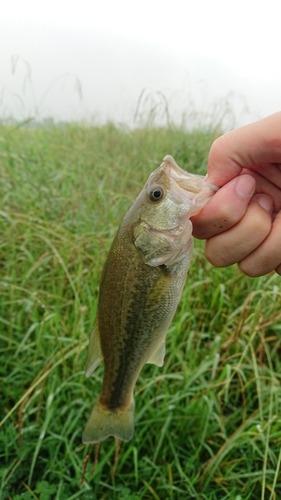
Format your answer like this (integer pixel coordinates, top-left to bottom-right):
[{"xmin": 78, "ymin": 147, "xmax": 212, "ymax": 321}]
[{"xmin": 192, "ymin": 112, "xmax": 281, "ymax": 277}]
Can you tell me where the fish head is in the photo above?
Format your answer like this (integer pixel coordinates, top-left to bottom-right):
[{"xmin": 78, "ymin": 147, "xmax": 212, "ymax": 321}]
[
  {"xmin": 132, "ymin": 156, "xmax": 218, "ymax": 267},
  {"xmin": 139, "ymin": 155, "xmax": 218, "ymax": 231}
]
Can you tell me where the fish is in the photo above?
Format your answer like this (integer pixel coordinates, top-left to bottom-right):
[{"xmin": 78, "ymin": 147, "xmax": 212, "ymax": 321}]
[{"xmin": 82, "ymin": 155, "xmax": 218, "ymax": 444}]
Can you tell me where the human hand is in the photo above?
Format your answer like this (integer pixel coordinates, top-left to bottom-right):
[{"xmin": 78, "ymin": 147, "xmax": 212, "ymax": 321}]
[{"xmin": 192, "ymin": 112, "xmax": 281, "ymax": 276}]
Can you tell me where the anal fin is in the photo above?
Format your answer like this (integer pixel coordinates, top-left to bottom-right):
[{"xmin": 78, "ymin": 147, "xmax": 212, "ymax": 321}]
[
  {"xmin": 146, "ymin": 341, "xmax": 165, "ymax": 367},
  {"xmin": 85, "ymin": 321, "xmax": 103, "ymax": 378}
]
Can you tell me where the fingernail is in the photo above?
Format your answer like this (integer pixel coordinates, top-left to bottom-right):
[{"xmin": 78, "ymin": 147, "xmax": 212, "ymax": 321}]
[
  {"xmin": 235, "ymin": 175, "xmax": 255, "ymax": 198},
  {"xmin": 256, "ymin": 194, "xmax": 273, "ymax": 212}
]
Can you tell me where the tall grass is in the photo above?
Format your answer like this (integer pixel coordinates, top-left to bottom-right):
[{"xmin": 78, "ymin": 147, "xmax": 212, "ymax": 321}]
[{"xmin": 1, "ymin": 123, "xmax": 281, "ymax": 499}]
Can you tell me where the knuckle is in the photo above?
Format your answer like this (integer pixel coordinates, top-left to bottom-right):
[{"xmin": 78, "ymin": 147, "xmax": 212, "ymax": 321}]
[
  {"xmin": 238, "ymin": 262, "xmax": 261, "ymax": 277},
  {"xmin": 238, "ymin": 255, "xmax": 272, "ymax": 277},
  {"xmin": 205, "ymin": 241, "xmax": 229, "ymax": 267},
  {"xmin": 208, "ymin": 136, "xmax": 225, "ymax": 163}
]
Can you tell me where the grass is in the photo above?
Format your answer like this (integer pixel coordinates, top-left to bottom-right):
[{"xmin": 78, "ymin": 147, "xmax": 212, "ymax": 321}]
[{"xmin": 1, "ymin": 122, "xmax": 281, "ymax": 499}]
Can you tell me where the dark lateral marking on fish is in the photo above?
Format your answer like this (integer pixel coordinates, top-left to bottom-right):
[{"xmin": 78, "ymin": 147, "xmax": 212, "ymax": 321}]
[
  {"xmin": 100, "ymin": 260, "xmax": 175, "ymax": 411},
  {"xmin": 100, "ymin": 264, "xmax": 164, "ymax": 410}
]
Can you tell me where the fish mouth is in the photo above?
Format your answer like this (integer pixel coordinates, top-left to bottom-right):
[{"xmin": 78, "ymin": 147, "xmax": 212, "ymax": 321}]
[
  {"xmin": 162, "ymin": 155, "xmax": 218, "ymax": 195},
  {"xmin": 161, "ymin": 155, "xmax": 219, "ymax": 213}
]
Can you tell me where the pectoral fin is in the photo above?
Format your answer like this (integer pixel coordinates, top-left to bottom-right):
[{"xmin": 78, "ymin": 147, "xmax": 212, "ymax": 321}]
[
  {"xmin": 85, "ymin": 321, "xmax": 103, "ymax": 378},
  {"xmin": 146, "ymin": 341, "xmax": 166, "ymax": 367}
]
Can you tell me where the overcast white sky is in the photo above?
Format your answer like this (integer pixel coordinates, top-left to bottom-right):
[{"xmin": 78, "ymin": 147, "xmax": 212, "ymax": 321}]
[{"xmin": 1, "ymin": 0, "xmax": 281, "ymax": 129}]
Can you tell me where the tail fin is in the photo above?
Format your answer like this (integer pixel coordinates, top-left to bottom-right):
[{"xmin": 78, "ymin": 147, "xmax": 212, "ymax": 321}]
[{"xmin": 82, "ymin": 398, "xmax": 135, "ymax": 443}]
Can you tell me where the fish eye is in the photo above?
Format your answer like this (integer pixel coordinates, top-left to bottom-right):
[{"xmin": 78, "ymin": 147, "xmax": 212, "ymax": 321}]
[{"xmin": 149, "ymin": 186, "xmax": 165, "ymax": 202}]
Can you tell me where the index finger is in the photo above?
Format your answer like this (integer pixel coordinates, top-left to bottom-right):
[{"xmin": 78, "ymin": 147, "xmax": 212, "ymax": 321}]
[{"xmin": 208, "ymin": 112, "xmax": 281, "ymax": 187}]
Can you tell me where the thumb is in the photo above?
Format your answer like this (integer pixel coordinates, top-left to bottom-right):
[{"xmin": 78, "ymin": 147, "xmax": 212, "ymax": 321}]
[{"xmin": 192, "ymin": 175, "xmax": 256, "ymax": 239}]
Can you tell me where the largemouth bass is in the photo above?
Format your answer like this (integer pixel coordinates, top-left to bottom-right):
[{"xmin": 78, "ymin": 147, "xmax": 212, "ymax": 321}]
[{"xmin": 83, "ymin": 155, "xmax": 218, "ymax": 444}]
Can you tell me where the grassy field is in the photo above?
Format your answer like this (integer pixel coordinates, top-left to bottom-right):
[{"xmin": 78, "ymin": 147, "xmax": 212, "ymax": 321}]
[{"xmin": 1, "ymin": 122, "xmax": 281, "ymax": 500}]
